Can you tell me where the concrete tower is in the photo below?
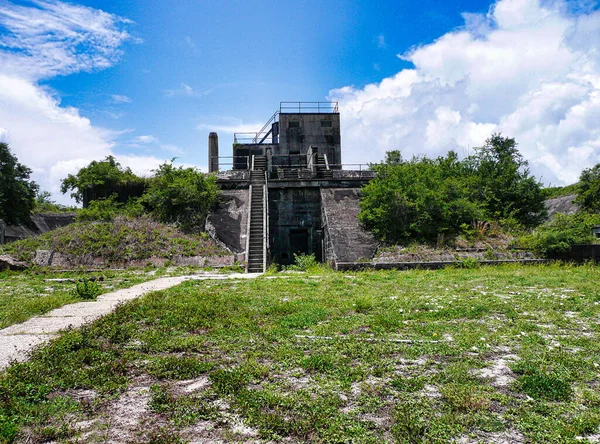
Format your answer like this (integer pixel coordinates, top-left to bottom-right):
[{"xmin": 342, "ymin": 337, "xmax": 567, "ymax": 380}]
[{"xmin": 208, "ymin": 132, "xmax": 219, "ymax": 173}]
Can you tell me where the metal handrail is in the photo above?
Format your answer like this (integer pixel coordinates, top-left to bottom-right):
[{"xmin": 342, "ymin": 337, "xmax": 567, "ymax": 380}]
[
  {"xmin": 245, "ymin": 184, "xmax": 252, "ymax": 273},
  {"xmin": 263, "ymin": 171, "xmax": 268, "ymax": 273},
  {"xmin": 279, "ymin": 101, "xmax": 339, "ymax": 113}
]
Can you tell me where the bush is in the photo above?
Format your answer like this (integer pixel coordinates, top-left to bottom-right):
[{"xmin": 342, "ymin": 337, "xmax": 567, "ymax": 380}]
[
  {"xmin": 360, "ymin": 152, "xmax": 482, "ymax": 243},
  {"xmin": 76, "ymin": 194, "xmax": 121, "ymax": 221},
  {"xmin": 72, "ymin": 278, "xmax": 102, "ymax": 300},
  {"xmin": 576, "ymin": 163, "xmax": 600, "ymax": 212},
  {"xmin": 141, "ymin": 162, "xmax": 219, "ymax": 233},
  {"xmin": 60, "ymin": 155, "xmax": 145, "ymax": 205},
  {"xmin": 360, "ymin": 134, "xmax": 547, "ymax": 245},
  {"xmin": 284, "ymin": 253, "xmax": 319, "ymax": 271},
  {"xmin": 517, "ymin": 212, "xmax": 600, "ymax": 257}
]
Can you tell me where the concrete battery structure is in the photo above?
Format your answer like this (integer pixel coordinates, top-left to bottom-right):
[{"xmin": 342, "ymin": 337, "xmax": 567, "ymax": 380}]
[{"xmin": 207, "ymin": 102, "xmax": 378, "ymax": 272}]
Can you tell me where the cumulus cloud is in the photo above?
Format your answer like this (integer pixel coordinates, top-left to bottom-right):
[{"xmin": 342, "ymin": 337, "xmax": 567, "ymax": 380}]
[
  {"xmin": 0, "ymin": 1, "xmax": 168, "ymax": 205},
  {"xmin": 330, "ymin": 0, "xmax": 600, "ymax": 185}
]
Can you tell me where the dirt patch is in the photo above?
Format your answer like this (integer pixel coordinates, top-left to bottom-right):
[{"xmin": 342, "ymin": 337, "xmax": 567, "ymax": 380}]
[
  {"xmin": 475, "ymin": 354, "xmax": 519, "ymax": 388},
  {"xmin": 457, "ymin": 429, "xmax": 525, "ymax": 443}
]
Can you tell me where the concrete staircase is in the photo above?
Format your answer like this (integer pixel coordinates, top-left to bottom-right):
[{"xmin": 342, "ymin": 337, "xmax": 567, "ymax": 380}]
[
  {"xmin": 317, "ymin": 154, "xmax": 333, "ymax": 179},
  {"xmin": 247, "ymin": 156, "xmax": 267, "ymax": 273}
]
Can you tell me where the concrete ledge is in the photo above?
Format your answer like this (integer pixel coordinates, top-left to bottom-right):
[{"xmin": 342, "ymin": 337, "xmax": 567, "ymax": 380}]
[{"xmin": 335, "ymin": 259, "xmax": 551, "ymax": 271}]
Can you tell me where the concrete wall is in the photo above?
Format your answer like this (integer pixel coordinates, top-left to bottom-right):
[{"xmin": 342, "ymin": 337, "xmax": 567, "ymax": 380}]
[
  {"xmin": 206, "ymin": 189, "xmax": 249, "ymax": 263},
  {"xmin": 1, "ymin": 213, "xmax": 76, "ymax": 244},
  {"xmin": 278, "ymin": 113, "xmax": 341, "ymax": 165},
  {"xmin": 320, "ymin": 188, "xmax": 378, "ymax": 267},
  {"xmin": 545, "ymin": 194, "xmax": 580, "ymax": 220},
  {"xmin": 268, "ymin": 187, "xmax": 323, "ymax": 265}
]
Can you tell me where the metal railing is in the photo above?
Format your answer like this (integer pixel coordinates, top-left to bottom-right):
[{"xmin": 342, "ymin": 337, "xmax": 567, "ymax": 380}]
[
  {"xmin": 263, "ymin": 170, "xmax": 268, "ymax": 273},
  {"xmin": 234, "ymin": 101, "xmax": 339, "ymax": 144},
  {"xmin": 279, "ymin": 102, "xmax": 339, "ymax": 113},
  {"xmin": 210, "ymin": 156, "xmax": 250, "ymax": 170}
]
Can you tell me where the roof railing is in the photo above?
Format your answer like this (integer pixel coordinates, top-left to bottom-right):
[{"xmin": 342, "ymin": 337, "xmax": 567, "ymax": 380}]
[
  {"xmin": 279, "ymin": 101, "xmax": 338, "ymax": 113},
  {"xmin": 234, "ymin": 102, "xmax": 339, "ymax": 143}
]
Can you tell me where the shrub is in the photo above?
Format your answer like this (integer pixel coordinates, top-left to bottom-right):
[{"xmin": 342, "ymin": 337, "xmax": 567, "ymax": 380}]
[
  {"xmin": 76, "ymin": 194, "xmax": 121, "ymax": 221},
  {"xmin": 141, "ymin": 162, "xmax": 219, "ymax": 233},
  {"xmin": 517, "ymin": 212, "xmax": 600, "ymax": 257},
  {"xmin": 360, "ymin": 134, "xmax": 547, "ymax": 245},
  {"xmin": 72, "ymin": 278, "xmax": 102, "ymax": 300},
  {"xmin": 576, "ymin": 163, "xmax": 600, "ymax": 212}
]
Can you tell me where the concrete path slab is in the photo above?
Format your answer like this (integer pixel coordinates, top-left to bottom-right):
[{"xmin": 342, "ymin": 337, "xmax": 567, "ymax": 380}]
[{"xmin": 0, "ymin": 272, "xmax": 261, "ymax": 371}]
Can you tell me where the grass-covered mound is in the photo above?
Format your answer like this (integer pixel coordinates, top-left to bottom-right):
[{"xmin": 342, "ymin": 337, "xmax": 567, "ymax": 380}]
[{"xmin": 0, "ymin": 216, "xmax": 229, "ymax": 265}]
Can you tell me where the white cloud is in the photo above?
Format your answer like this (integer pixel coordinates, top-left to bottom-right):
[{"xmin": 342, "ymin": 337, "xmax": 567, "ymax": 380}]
[
  {"xmin": 160, "ymin": 144, "xmax": 185, "ymax": 155},
  {"xmin": 375, "ymin": 34, "xmax": 386, "ymax": 48},
  {"xmin": 0, "ymin": 0, "xmax": 136, "ymax": 80},
  {"xmin": 0, "ymin": 1, "xmax": 168, "ymax": 206},
  {"xmin": 111, "ymin": 94, "xmax": 132, "ymax": 103},
  {"xmin": 133, "ymin": 135, "xmax": 158, "ymax": 144},
  {"xmin": 0, "ymin": 127, "xmax": 9, "ymax": 143},
  {"xmin": 330, "ymin": 0, "xmax": 600, "ymax": 185},
  {"xmin": 164, "ymin": 83, "xmax": 195, "ymax": 97}
]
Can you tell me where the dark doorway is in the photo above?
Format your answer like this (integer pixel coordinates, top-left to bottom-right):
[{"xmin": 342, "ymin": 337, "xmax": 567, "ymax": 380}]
[{"xmin": 289, "ymin": 228, "xmax": 310, "ymax": 257}]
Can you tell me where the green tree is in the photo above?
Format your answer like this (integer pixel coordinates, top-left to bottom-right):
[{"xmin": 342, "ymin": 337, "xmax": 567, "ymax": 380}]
[
  {"xmin": 465, "ymin": 134, "xmax": 546, "ymax": 227},
  {"xmin": 360, "ymin": 151, "xmax": 481, "ymax": 243},
  {"xmin": 576, "ymin": 163, "xmax": 600, "ymax": 213},
  {"xmin": 141, "ymin": 162, "xmax": 219, "ymax": 232},
  {"xmin": 60, "ymin": 155, "xmax": 143, "ymax": 204},
  {"xmin": 0, "ymin": 143, "xmax": 39, "ymax": 224}
]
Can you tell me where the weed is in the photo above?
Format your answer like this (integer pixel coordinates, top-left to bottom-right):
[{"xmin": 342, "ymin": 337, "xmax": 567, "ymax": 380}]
[
  {"xmin": 454, "ymin": 257, "xmax": 480, "ymax": 269},
  {"xmin": 354, "ymin": 296, "xmax": 374, "ymax": 313},
  {"xmin": 72, "ymin": 277, "xmax": 102, "ymax": 300}
]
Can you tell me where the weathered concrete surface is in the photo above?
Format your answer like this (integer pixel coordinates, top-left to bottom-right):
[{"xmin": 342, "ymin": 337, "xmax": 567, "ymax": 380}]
[
  {"xmin": 206, "ymin": 190, "xmax": 249, "ymax": 263},
  {"xmin": 320, "ymin": 188, "xmax": 378, "ymax": 267},
  {"xmin": 0, "ymin": 272, "xmax": 261, "ymax": 371},
  {"xmin": 0, "ymin": 255, "xmax": 27, "ymax": 271},
  {"xmin": 2, "ymin": 213, "xmax": 76, "ymax": 243},
  {"xmin": 545, "ymin": 194, "xmax": 580, "ymax": 219}
]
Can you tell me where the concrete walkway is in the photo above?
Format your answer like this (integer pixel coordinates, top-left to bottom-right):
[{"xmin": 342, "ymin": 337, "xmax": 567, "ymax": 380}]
[{"xmin": 0, "ymin": 272, "xmax": 261, "ymax": 370}]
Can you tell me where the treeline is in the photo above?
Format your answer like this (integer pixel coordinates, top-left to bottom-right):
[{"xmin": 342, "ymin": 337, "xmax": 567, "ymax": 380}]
[
  {"xmin": 360, "ymin": 134, "xmax": 546, "ymax": 243},
  {"xmin": 359, "ymin": 134, "xmax": 600, "ymax": 254},
  {"xmin": 61, "ymin": 156, "xmax": 219, "ymax": 232},
  {"xmin": 0, "ymin": 142, "xmax": 219, "ymax": 234}
]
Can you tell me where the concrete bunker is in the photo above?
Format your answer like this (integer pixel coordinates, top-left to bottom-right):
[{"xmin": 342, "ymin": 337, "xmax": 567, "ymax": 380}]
[{"xmin": 207, "ymin": 102, "xmax": 378, "ymax": 271}]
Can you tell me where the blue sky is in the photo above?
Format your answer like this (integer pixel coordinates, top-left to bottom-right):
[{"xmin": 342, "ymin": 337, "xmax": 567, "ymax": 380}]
[{"xmin": 0, "ymin": 0, "xmax": 599, "ymax": 204}]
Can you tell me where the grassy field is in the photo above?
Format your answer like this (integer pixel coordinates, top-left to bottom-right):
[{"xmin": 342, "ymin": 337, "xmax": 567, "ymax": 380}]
[
  {"xmin": 0, "ymin": 267, "xmax": 210, "ymax": 329},
  {"xmin": 1, "ymin": 264, "xmax": 599, "ymax": 443}
]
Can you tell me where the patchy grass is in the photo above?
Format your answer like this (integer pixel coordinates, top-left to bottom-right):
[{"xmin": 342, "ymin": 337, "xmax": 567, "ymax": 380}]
[
  {"xmin": 0, "ymin": 267, "xmax": 205, "ymax": 329},
  {"xmin": 0, "ymin": 216, "xmax": 228, "ymax": 264},
  {"xmin": 1, "ymin": 264, "xmax": 600, "ymax": 443}
]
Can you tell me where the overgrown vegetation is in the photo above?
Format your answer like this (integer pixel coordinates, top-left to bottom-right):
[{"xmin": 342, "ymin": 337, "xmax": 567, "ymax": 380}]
[
  {"xmin": 1, "ymin": 265, "xmax": 599, "ymax": 442},
  {"xmin": 517, "ymin": 212, "xmax": 600, "ymax": 256},
  {"xmin": 360, "ymin": 134, "xmax": 547, "ymax": 244},
  {"xmin": 60, "ymin": 155, "xmax": 145, "ymax": 204},
  {"xmin": 59, "ymin": 156, "xmax": 220, "ymax": 233},
  {"xmin": 140, "ymin": 162, "xmax": 220, "ymax": 232},
  {"xmin": 0, "ymin": 143, "xmax": 38, "ymax": 225},
  {"xmin": 0, "ymin": 217, "xmax": 227, "ymax": 264}
]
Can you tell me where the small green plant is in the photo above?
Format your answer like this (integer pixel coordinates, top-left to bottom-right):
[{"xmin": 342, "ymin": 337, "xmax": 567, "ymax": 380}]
[
  {"xmin": 72, "ymin": 278, "xmax": 102, "ymax": 300},
  {"xmin": 454, "ymin": 257, "xmax": 480, "ymax": 269},
  {"xmin": 285, "ymin": 253, "xmax": 319, "ymax": 271},
  {"xmin": 354, "ymin": 296, "xmax": 373, "ymax": 313},
  {"xmin": 512, "ymin": 362, "xmax": 572, "ymax": 401}
]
